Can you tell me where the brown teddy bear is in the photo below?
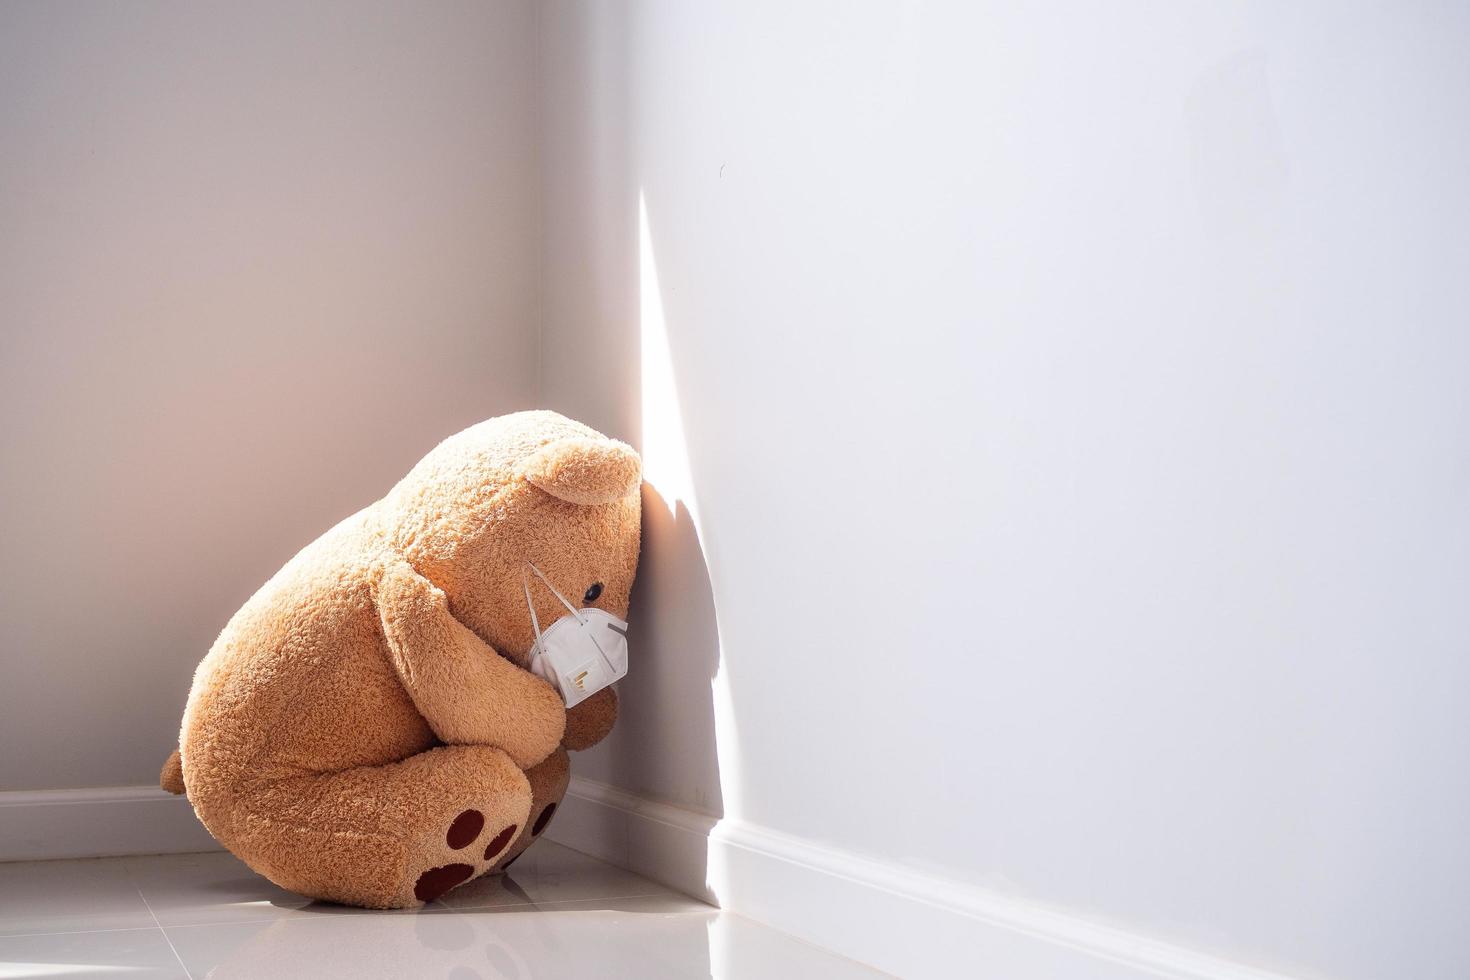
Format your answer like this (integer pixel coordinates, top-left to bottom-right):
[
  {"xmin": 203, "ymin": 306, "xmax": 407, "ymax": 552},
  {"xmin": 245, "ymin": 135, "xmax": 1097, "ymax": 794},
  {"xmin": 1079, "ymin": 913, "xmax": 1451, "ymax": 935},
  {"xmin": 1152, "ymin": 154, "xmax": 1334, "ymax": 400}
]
[{"xmin": 159, "ymin": 411, "xmax": 640, "ymax": 908}]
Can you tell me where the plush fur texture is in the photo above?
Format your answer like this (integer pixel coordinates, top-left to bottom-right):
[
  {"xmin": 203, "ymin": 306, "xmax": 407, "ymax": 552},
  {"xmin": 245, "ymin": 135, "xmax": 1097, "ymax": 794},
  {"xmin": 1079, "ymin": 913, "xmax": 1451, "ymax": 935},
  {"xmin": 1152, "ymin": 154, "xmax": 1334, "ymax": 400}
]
[{"xmin": 163, "ymin": 412, "xmax": 640, "ymax": 908}]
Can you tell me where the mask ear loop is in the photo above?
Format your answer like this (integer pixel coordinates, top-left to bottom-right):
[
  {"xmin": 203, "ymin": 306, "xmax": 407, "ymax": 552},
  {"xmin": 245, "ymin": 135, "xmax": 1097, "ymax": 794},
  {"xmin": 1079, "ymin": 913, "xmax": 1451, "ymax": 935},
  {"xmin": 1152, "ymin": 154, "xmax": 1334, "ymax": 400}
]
[
  {"xmin": 525, "ymin": 562, "xmax": 587, "ymax": 625},
  {"xmin": 522, "ymin": 567, "xmax": 547, "ymax": 656}
]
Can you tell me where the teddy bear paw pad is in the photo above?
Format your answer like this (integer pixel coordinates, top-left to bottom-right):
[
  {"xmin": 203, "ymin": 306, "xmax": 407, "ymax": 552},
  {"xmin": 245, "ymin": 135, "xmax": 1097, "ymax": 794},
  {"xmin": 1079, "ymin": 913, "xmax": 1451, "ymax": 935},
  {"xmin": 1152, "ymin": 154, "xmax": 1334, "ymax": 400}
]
[
  {"xmin": 404, "ymin": 806, "xmax": 523, "ymax": 903},
  {"xmin": 531, "ymin": 802, "xmax": 557, "ymax": 836},
  {"xmin": 446, "ymin": 809, "xmax": 484, "ymax": 849},
  {"xmin": 483, "ymin": 823, "xmax": 518, "ymax": 861},
  {"xmin": 414, "ymin": 863, "xmax": 475, "ymax": 902}
]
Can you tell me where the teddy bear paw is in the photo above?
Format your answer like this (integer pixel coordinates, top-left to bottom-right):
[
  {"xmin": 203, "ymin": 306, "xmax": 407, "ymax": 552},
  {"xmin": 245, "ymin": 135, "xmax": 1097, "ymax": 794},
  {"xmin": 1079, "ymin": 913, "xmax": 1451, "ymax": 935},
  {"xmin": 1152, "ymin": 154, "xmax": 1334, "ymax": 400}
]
[{"xmin": 411, "ymin": 808, "xmax": 520, "ymax": 903}]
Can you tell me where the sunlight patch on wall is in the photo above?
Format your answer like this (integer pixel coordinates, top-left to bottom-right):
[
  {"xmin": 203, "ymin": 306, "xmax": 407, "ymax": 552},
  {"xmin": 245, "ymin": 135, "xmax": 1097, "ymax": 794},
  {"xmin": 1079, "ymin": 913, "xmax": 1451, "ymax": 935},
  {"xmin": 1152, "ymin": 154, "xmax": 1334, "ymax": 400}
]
[
  {"xmin": 638, "ymin": 194, "xmax": 695, "ymax": 519},
  {"xmin": 638, "ymin": 192, "xmax": 743, "ymax": 902}
]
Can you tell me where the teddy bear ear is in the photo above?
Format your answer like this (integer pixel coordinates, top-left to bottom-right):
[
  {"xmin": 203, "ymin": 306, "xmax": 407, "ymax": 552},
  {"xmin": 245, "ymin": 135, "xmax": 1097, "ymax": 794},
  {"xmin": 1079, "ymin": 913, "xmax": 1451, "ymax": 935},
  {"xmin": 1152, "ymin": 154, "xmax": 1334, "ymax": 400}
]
[{"xmin": 519, "ymin": 437, "xmax": 641, "ymax": 506}]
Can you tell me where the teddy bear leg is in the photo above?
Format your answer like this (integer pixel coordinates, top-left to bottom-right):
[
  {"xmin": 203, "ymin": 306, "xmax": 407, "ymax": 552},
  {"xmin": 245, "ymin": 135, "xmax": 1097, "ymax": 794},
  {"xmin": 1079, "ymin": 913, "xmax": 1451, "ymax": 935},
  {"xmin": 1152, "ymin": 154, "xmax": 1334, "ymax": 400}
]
[
  {"xmin": 226, "ymin": 744, "xmax": 532, "ymax": 909},
  {"xmin": 486, "ymin": 746, "xmax": 570, "ymax": 874}
]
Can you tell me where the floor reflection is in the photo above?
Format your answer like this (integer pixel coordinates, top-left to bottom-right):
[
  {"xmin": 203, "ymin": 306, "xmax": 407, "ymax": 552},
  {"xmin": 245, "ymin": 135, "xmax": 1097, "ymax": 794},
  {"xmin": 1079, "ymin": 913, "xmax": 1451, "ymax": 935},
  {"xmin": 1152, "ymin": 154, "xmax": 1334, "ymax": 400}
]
[
  {"xmin": 0, "ymin": 841, "xmax": 882, "ymax": 979},
  {"xmin": 185, "ymin": 894, "xmax": 717, "ymax": 980}
]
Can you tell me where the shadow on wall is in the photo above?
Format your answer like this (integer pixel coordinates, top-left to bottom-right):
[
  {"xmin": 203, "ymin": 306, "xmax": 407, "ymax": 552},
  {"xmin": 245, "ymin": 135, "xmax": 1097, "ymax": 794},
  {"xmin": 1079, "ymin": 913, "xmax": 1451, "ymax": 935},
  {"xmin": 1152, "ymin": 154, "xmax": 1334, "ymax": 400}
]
[
  {"xmin": 539, "ymin": 3, "xmax": 731, "ymax": 899},
  {"xmin": 544, "ymin": 184, "xmax": 730, "ymax": 902},
  {"xmin": 607, "ymin": 481, "xmax": 723, "ymax": 824}
]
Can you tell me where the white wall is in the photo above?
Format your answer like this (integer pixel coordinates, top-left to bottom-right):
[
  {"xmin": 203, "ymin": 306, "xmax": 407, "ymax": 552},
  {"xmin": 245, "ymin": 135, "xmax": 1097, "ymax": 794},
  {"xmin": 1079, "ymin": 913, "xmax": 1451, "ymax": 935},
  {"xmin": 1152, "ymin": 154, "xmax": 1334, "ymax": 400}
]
[
  {"xmin": 538, "ymin": 4, "xmax": 1470, "ymax": 979},
  {"xmin": 0, "ymin": 1, "xmax": 541, "ymax": 790}
]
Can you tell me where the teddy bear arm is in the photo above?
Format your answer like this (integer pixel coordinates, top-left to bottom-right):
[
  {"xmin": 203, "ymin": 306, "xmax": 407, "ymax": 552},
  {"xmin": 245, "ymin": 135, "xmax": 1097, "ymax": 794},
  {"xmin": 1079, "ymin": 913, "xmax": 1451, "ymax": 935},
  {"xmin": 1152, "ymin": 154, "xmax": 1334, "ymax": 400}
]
[
  {"xmin": 377, "ymin": 561, "xmax": 565, "ymax": 768},
  {"xmin": 562, "ymin": 685, "xmax": 618, "ymax": 751}
]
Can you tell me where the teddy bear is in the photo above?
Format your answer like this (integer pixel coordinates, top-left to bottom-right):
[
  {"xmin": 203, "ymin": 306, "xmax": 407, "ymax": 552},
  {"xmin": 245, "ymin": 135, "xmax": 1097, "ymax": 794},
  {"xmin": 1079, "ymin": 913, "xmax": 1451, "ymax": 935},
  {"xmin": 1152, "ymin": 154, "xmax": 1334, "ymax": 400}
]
[{"xmin": 158, "ymin": 410, "xmax": 640, "ymax": 908}]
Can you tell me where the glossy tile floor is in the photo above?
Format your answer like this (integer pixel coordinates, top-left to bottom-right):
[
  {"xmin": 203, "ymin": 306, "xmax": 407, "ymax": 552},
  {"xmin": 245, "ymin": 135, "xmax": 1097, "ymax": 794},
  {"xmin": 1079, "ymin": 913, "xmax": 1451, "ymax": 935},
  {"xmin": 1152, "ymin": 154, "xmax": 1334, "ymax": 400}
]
[{"xmin": 0, "ymin": 841, "xmax": 885, "ymax": 979}]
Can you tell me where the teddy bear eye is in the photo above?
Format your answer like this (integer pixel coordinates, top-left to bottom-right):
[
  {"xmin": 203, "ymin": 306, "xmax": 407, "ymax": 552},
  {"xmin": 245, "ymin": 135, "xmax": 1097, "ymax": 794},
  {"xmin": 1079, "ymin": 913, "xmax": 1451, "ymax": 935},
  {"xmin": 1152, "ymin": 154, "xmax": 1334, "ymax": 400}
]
[{"xmin": 583, "ymin": 582, "xmax": 603, "ymax": 604}]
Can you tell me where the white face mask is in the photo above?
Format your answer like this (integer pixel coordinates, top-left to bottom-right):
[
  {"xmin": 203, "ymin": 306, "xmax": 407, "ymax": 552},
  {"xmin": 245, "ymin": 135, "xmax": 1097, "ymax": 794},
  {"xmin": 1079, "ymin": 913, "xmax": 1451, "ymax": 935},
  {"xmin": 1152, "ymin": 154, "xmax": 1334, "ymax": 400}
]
[{"xmin": 522, "ymin": 562, "xmax": 629, "ymax": 708}]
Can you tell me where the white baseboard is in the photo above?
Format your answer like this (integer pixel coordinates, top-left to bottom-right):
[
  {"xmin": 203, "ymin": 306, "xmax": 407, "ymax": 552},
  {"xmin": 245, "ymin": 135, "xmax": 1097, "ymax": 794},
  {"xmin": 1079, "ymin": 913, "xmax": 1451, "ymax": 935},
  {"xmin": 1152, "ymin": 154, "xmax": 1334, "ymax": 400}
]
[
  {"xmin": 0, "ymin": 786, "xmax": 222, "ymax": 862},
  {"xmin": 542, "ymin": 775, "xmax": 721, "ymax": 903},
  {"xmin": 0, "ymin": 779, "xmax": 1316, "ymax": 980},
  {"xmin": 546, "ymin": 776, "xmax": 1314, "ymax": 980}
]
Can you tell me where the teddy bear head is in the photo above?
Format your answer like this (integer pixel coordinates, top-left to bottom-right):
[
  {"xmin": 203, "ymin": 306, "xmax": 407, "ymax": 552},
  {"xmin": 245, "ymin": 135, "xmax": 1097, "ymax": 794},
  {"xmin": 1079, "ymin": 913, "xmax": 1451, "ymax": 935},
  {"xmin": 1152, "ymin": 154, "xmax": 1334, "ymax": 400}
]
[{"xmin": 378, "ymin": 411, "xmax": 641, "ymax": 667}]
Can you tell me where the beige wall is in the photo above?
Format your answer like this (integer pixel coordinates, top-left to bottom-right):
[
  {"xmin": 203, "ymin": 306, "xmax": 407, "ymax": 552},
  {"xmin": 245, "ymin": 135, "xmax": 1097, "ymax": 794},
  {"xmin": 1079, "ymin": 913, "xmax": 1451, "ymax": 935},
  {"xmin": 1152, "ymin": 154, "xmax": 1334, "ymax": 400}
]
[{"xmin": 0, "ymin": 1, "xmax": 541, "ymax": 790}]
